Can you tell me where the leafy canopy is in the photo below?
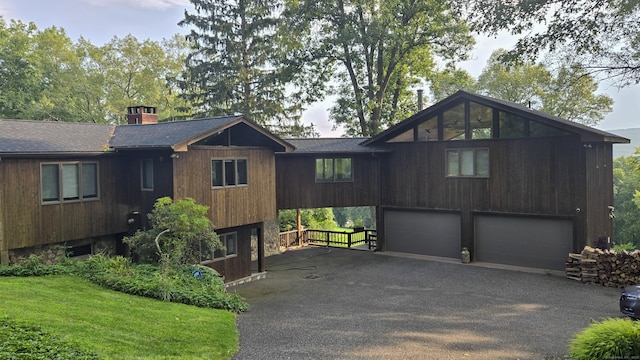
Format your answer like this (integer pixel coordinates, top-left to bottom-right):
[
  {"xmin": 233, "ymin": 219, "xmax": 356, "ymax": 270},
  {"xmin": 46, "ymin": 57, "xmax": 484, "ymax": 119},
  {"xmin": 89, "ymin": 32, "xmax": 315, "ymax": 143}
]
[{"xmin": 284, "ymin": 0, "xmax": 474, "ymax": 136}]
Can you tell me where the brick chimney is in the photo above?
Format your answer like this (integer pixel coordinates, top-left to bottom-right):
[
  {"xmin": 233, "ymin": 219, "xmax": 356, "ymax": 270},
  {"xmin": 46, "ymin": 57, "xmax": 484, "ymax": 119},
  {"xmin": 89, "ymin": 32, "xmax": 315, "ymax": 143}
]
[{"xmin": 126, "ymin": 106, "xmax": 158, "ymax": 124}]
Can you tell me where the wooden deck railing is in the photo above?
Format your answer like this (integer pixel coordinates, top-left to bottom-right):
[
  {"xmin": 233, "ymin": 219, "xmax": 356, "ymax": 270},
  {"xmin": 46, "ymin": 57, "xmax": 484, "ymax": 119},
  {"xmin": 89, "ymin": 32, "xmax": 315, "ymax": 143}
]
[{"xmin": 279, "ymin": 228, "xmax": 376, "ymax": 250}]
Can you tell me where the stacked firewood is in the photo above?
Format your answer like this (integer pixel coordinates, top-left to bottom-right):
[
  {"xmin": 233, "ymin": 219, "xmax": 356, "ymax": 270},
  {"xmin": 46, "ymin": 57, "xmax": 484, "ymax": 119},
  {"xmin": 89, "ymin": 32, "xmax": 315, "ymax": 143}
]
[{"xmin": 565, "ymin": 246, "xmax": 640, "ymax": 288}]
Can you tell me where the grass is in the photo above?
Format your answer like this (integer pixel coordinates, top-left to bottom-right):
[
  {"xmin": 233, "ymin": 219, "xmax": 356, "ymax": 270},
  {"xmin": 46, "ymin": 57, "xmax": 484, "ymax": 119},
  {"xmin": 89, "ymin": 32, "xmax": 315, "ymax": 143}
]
[{"xmin": 0, "ymin": 275, "xmax": 238, "ymax": 359}]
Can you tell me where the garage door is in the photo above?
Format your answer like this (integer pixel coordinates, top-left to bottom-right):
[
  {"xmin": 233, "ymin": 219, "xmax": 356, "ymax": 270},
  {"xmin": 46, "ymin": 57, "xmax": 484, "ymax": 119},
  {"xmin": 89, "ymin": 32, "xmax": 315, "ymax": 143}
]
[
  {"xmin": 385, "ymin": 210, "xmax": 461, "ymax": 258},
  {"xmin": 475, "ymin": 215, "xmax": 573, "ymax": 270}
]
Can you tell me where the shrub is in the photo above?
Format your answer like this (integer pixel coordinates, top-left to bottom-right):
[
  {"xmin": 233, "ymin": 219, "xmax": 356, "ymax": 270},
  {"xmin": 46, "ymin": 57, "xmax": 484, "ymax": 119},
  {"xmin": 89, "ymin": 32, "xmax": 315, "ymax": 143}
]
[
  {"xmin": 73, "ymin": 255, "xmax": 248, "ymax": 313},
  {"xmin": 569, "ymin": 318, "xmax": 640, "ymax": 359},
  {"xmin": 614, "ymin": 242, "xmax": 637, "ymax": 252},
  {"xmin": 123, "ymin": 197, "xmax": 223, "ymax": 266},
  {"xmin": 0, "ymin": 255, "xmax": 70, "ymax": 277},
  {"xmin": 0, "ymin": 314, "xmax": 99, "ymax": 359}
]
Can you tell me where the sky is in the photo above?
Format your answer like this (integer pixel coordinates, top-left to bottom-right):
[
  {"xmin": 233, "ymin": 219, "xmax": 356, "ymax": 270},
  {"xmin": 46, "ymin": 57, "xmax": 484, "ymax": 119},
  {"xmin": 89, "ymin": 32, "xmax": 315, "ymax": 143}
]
[{"xmin": 1, "ymin": 0, "xmax": 638, "ymax": 137}]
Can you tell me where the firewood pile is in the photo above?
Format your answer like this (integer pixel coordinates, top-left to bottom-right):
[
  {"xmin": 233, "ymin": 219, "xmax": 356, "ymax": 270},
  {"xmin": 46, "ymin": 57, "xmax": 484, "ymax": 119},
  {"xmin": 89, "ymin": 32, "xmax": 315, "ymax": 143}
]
[{"xmin": 565, "ymin": 246, "xmax": 640, "ymax": 288}]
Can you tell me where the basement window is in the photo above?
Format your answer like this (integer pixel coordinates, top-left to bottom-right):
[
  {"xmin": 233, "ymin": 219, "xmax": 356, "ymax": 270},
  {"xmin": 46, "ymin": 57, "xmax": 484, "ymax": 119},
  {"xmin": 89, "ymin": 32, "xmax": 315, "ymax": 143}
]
[
  {"xmin": 41, "ymin": 162, "xmax": 99, "ymax": 204},
  {"xmin": 201, "ymin": 232, "xmax": 238, "ymax": 262}
]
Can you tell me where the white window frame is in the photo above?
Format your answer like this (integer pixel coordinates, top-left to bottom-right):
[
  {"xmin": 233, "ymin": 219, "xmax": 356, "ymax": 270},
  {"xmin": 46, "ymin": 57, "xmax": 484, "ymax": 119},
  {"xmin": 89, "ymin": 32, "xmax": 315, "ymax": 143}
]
[
  {"xmin": 445, "ymin": 148, "xmax": 490, "ymax": 178},
  {"xmin": 211, "ymin": 158, "xmax": 248, "ymax": 188},
  {"xmin": 41, "ymin": 161, "xmax": 100, "ymax": 204}
]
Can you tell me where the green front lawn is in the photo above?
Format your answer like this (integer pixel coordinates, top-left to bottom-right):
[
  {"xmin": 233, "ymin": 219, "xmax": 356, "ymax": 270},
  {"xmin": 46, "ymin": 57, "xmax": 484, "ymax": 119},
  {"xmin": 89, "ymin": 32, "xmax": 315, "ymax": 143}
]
[{"xmin": 0, "ymin": 275, "xmax": 238, "ymax": 359}]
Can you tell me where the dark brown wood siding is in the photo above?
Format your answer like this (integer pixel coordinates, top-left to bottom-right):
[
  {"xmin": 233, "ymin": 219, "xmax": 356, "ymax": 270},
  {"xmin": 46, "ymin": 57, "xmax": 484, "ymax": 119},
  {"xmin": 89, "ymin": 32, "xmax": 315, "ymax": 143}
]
[
  {"xmin": 123, "ymin": 150, "xmax": 175, "ymax": 228},
  {"xmin": 173, "ymin": 146, "xmax": 277, "ymax": 229},
  {"xmin": 205, "ymin": 225, "xmax": 253, "ymax": 282},
  {"xmin": 379, "ymin": 136, "xmax": 585, "ymax": 251},
  {"xmin": 275, "ymin": 153, "xmax": 380, "ymax": 209},
  {"xmin": 0, "ymin": 156, "xmax": 129, "ymax": 251},
  {"xmin": 582, "ymin": 143, "xmax": 615, "ymax": 247}
]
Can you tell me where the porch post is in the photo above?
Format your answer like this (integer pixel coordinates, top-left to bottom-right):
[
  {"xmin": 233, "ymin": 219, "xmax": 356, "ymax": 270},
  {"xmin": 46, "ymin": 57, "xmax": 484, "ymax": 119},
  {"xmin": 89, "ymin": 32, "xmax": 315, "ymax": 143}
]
[
  {"xmin": 257, "ymin": 224, "xmax": 265, "ymax": 273},
  {"xmin": 296, "ymin": 208, "xmax": 302, "ymax": 246}
]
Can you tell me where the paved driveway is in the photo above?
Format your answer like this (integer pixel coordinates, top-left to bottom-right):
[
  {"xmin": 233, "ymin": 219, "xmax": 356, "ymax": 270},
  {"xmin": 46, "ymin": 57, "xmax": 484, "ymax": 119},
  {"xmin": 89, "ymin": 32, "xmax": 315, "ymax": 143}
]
[{"xmin": 230, "ymin": 247, "xmax": 621, "ymax": 360}]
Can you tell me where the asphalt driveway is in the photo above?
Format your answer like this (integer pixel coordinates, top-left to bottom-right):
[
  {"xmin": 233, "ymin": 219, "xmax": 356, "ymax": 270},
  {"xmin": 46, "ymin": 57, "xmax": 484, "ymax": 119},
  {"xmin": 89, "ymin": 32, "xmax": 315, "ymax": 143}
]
[{"xmin": 230, "ymin": 246, "xmax": 622, "ymax": 360}]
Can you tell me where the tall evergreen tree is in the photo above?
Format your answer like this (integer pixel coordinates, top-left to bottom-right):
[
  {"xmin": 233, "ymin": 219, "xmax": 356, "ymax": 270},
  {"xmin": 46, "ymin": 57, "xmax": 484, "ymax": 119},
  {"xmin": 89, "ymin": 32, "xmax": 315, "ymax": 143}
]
[{"xmin": 179, "ymin": 0, "xmax": 317, "ymax": 136}]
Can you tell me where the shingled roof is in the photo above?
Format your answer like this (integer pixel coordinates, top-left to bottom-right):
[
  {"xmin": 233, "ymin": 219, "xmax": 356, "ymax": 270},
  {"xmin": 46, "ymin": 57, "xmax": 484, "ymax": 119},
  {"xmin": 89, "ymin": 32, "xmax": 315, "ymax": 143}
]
[
  {"xmin": 0, "ymin": 120, "xmax": 114, "ymax": 154},
  {"xmin": 282, "ymin": 137, "xmax": 387, "ymax": 154},
  {"xmin": 110, "ymin": 116, "xmax": 242, "ymax": 150}
]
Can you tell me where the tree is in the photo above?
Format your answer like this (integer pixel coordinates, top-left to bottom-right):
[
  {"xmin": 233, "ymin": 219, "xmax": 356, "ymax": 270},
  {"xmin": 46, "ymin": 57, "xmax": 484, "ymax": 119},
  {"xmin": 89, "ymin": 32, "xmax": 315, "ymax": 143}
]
[
  {"xmin": 285, "ymin": 0, "xmax": 474, "ymax": 136},
  {"xmin": 429, "ymin": 68, "xmax": 477, "ymax": 102},
  {"xmin": 85, "ymin": 34, "xmax": 191, "ymax": 124},
  {"xmin": 123, "ymin": 197, "xmax": 222, "ymax": 266},
  {"xmin": 613, "ymin": 154, "xmax": 640, "ymax": 249},
  {"xmin": 179, "ymin": 0, "xmax": 317, "ymax": 136},
  {"xmin": 0, "ymin": 18, "xmax": 90, "ymax": 121},
  {"xmin": 465, "ymin": 0, "xmax": 640, "ymax": 85},
  {"xmin": 475, "ymin": 50, "xmax": 613, "ymax": 126}
]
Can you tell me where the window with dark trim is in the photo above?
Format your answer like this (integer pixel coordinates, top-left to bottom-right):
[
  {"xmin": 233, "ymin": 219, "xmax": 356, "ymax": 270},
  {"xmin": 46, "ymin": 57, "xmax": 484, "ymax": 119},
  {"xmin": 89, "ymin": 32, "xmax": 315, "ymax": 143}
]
[
  {"xmin": 41, "ymin": 162, "xmax": 99, "ymax": 203},
  {"xmin": 211, "ymin": 159, "xmax": 248, "ymax": 188},
  {"xmin": 315, "ymin": 157, "xmax": 353, "ymax": 182},
  {"xmin": 446, "ymin": 148, "xmax": 489, "ymax": 178},
  {"xmin": 141, "ymin": 159, "xmax": 154, "ymax": 191},
  {"xmin": 201, "ymin": 232, "xmax": 238, "ymax": 262}
]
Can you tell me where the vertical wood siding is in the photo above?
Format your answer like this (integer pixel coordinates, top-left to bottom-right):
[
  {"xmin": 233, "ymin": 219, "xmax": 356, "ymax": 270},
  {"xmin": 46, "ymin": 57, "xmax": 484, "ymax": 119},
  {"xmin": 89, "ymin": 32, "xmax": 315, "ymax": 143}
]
[
  {"xmin": 173, "ymin": 147, "xmax": 277, "ymax": 229},
  {"xmin": 275, "ymin": 153, "xmax": 380, "ymax": 209},
  {"xmin": 206, "ymin": 225, "xmax": 253, "ymax": 282},
  {"xmin": 1, "ymin": 157, "xmax": 129, "ymax": 250}
]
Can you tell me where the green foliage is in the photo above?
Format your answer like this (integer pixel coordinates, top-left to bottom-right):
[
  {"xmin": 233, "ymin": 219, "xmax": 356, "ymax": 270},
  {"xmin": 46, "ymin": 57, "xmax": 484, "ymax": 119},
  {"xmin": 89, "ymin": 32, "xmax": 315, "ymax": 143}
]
[
  {"xmin": 0, "ymin": 17, "xmax": 191, "ymax": 123},
  {"xmin": 475, "ymin": 49, "xmax": 612, "ymax": 126},
  {"xmin": 613, "ymin": 154, "xmax": 640, "ymax": 248},
  {"xmin": 123, "ymin": 197, "xmax": 222, "ymax": 266},
  {"xmin": 569, "ymin": 318, "xmax": 640, "ymax": 359},
  {"xmin": 0, "ymin": 314, "xmax": 99, "ymax": 360},
  {"xmin": 284, "ymin": 0, "xmax": 474, "ymax": 136},
  {"xmin": 179, "ymin": 0, "xmax": 317, "ymax": 136},
  {"xmin": 278, "ymin": 208, "xmax": 339, "ymax": 231},
  {"xmin": 613, "ymin": 242, "xmax": 637, "ymax": 252},
  {"xmin": 333, "ymin": 207, "xmax": 373, "ymax": 228},
  {"xmin": 0, "ymin": 254, "xmax": 70, "ymax": 277},
  {"xmin": 74, "ymin": 255, "xmax": 247, "ymax": 313},
  {"xmin": 465, "ymin": 0, "xmax": 640, "ymax": 86},
  {"xmin": 0, "ymin": 276, "xmax": 239, "ymax": 359}
]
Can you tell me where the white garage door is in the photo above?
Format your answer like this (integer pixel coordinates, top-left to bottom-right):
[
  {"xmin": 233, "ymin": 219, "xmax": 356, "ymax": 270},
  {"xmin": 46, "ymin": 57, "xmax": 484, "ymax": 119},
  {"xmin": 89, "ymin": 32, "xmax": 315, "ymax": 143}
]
[
  {"xmin": 385, "ymin": 210, "xmax": 461, "ymax": 259},
  {"xmin": 475, "ymin": 215, "xmax": 573, "ymax": 270}
]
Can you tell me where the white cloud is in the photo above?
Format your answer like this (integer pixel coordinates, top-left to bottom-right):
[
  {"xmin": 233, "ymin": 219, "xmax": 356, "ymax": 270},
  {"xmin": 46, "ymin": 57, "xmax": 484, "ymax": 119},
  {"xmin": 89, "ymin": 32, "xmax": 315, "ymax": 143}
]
[
  {"xmin": 84, "ymin": 0, "xmax": 190, "ymax": 10},
  {"xmin": 0, "ymin": 0, "xmax": 12, "ymax": 18}
]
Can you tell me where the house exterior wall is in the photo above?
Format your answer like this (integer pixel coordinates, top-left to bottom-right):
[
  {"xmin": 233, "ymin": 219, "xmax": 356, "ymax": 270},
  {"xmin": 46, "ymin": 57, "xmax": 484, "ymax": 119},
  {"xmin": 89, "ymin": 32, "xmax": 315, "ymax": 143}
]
[
  {"xmin": 173, "ymin": 146, "xmax": 278, "ymax": 229},
  {"xmin": 275, "ymin": 153, "xmax": 380, "ymax": 209},
  {"xmin": 378, "ymin": 135, "xmax": 589, "ymax": 253},
  {"xmin": 205, "ymin": 224, "xmax": 254, "ymax": 282},
  {"xmin": 0, "ymin": 156, "xmax": 130, "ymax": 264}
]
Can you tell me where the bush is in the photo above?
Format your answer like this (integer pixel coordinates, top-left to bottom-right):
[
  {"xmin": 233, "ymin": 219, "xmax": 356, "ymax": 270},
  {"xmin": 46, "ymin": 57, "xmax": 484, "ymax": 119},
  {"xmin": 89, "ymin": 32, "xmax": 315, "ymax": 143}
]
[
  {"xmin": 123, "ymin": 197, "xmax": 222, "ymax": 266},
  {"xmin": 0, "ymin": 255, "xmax": 70, "ymax": 277},
  {"xmin": 74, "ymin": 255, "xmax": 248, "ymax": 313},
  {"xmin": 0, "ymin": 314, "xmax": 99, "ymax": 359},
  {"xmin": 569, "ymin": 318, "xmax": 640, "ymax": 359}
]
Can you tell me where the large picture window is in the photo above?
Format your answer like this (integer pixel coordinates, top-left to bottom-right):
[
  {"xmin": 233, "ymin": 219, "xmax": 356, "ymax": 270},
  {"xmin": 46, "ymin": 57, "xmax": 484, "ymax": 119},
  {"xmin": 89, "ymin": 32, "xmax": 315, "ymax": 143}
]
[
  {"xmin": 41, "ymin": 162, "xmax": 99, "ymax": 203},
  {"xmin": 211, "ymin": 159, "xmax": 248, "ymax": 188},
  {"xmin": 315, "ymin": 157, "xmax": 353, "ymax": 182},
  {"xmin": 446, "ymin": 149, "xmax": 489, "ymax": 178}
]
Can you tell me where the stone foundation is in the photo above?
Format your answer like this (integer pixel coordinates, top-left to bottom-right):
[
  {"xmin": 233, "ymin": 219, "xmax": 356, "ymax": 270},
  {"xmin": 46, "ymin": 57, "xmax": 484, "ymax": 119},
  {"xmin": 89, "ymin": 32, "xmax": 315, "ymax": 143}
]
[
  {"xmin": 251, "ymin": 219, "xmax": 281, "ymax": 262},
  {"xmin": 8, "ymin": 235, "xmax": 119, "ymax": 265}
]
